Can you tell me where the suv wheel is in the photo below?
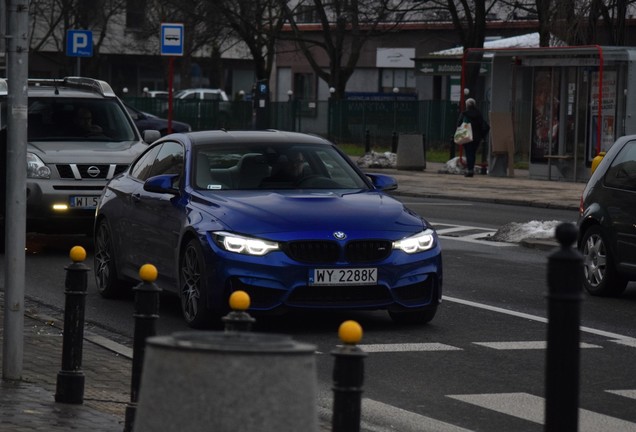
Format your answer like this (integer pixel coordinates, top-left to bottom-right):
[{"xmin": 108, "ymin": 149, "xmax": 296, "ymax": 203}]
[{"xmin": 580, "ymin": 225, "xmax": 628, "ymax": 296}]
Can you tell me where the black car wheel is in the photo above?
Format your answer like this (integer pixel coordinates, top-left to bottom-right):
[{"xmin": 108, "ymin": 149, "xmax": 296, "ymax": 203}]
[
  {"xmin": 580, "ymin": 225, "xmax": 628, "ymax": 296},
  {"xmin": 94, "ymin": 218, "xmax": 130, "ymax": 298},
  {"xmin": 389, "ymin": 306, "xmax": 437, "ymax": 325},
  {"xmin": 179, "ymin": 239, "xmax": 214, "ymax": 328}
]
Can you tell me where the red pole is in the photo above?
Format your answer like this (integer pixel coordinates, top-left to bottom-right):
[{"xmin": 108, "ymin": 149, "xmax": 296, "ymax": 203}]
[{"xmin": 167, "ymin": 57, "xmax": 174, "ymax": 135}]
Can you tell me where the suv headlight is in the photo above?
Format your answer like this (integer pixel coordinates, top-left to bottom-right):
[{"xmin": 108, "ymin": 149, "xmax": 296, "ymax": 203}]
[
  {"xmin": 393, "ymin": 229, "xmax": 436, "ymax": 253},
  {"xmin": 213, "ymin": 231, "xmax": 279, "ymax": 256},
  {"xmin": 27, "ymin": 153, "xmax": 51, "ymax": 179}
]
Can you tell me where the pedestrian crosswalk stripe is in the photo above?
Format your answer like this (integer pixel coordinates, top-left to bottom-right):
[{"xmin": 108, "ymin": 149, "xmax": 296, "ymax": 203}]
[
  {"xmin": 447, "ymin": 392, "xmax": 636, "ymax": 430},
  {"xmin": 474, "ymin": 341, "xmax": 603, "ymax": 350},
  {"xmin": 357, "ymin": 343, "xmax": 462, "ymax": 353},
  {"xmin": 607, "ymin": 389, "xmax": 636, "ymax": 400}
]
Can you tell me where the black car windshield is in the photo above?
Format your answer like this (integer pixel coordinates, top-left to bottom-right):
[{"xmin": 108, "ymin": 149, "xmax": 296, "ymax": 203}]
[
  {"xmin": 27, "ymin": 97, "xmax": 136, "ymax": 141},
  {"xmin": 194, "ymin": 143, "xmax": 369, "ymax": 190}
]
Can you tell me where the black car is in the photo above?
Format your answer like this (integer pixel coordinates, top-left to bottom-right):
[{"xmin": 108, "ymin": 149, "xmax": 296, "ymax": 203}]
[
  {"xmin": 578, "ymin": 135, "xmax": 636, "ymax": 296},
  {"xmin": 125, "ymin": 104, "xmax": 191, "ymax": 136}
]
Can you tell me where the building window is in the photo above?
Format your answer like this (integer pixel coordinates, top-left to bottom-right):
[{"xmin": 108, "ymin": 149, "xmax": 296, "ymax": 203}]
[
  {"xmin": 296, "ymin": 6, "xmax": 318, "ymax": 23},
  {"xmin": 126, "ymin": 0, "xmax": 147, "ymax": 29},
  {"xmin": 293, "ymin": 72, "xmax": 316, "ymax": 101},
  {"xmin": 381, "ymin": 69, "xmax": 416, "ymax": 93}
]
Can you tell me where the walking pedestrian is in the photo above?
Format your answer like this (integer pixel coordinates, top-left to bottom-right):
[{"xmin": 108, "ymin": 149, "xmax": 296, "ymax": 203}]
[{"xmin": 457, "ymin": 98, "xmax": 490, "ymax": 177}]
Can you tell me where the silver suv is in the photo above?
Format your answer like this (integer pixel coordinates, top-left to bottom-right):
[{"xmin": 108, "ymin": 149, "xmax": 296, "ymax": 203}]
[{"xmin": 0, "ymin": 77, "xmax": 158, "ymax": 237}]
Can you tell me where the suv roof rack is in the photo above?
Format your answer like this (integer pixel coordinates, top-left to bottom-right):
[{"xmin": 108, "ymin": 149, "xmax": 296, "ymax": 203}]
[{"xmin": 26, "ymin": 77, "xmax": 116, "ymax": 97}]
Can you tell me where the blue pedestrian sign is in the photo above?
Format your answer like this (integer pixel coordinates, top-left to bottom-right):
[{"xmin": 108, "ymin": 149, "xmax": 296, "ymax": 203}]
[
  {"xmin": 161, "ymin": 23, "xmax": 184, "ymax": 56},
  {"xmin": 66, "ymin": 30, "xmax": 93, "ymax": 57}
]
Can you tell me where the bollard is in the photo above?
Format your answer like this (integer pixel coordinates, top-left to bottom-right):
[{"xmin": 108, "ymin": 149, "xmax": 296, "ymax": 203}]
[
  {"xmin": 55, "ymin": 246, "xmax": 90, "ymax": 404},
  {"xmin": 391, "ymin": 131, "xmax": 398, "ymax": 153},
  {"xmin": 124, "ymin": 264, "xmax": 161, "ymax": 432},
  {"xmin": 332, "ymin": 320, "xmax": 367, "ymax": 432},
  {"xmin": 544, "ymin": 222, "xmax": 583, "ymax": 432},
  {"xmin": 222, "ymin": 290, "xmax": 256, "ymax": 332},
  {"xmin": 364, "ymin": 129, "xmax": 371, "ymax": 153}
]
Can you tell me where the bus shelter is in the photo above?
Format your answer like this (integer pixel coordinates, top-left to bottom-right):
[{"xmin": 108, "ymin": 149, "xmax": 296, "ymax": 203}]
[{"xmin": 464, "ymin": 46, "xmax": 636, "ymax": 181}]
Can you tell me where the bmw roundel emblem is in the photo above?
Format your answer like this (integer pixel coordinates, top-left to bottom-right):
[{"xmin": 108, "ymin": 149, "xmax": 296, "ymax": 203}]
[{"xmin": 333, "ymin": 231, "xmax": 347, "ymax": 240}]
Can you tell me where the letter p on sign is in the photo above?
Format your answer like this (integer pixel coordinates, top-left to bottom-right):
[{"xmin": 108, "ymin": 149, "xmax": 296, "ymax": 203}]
[{"xmin": 66, "ymin": 30, "xmax": 93, "ymax": 57}]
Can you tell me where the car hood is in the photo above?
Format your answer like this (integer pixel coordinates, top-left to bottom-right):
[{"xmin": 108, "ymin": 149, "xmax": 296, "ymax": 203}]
[
  {"xmin": 28, "ymin": 140, "xmax": 147, "ymax": 163},
  {"xmin": 195, "ymin": 190, "xmax": 426, "ymax": 237}
]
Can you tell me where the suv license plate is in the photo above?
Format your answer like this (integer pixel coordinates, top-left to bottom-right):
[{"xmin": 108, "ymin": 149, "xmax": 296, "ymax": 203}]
[
  {"xmin": 71, "ymin": 196, "xmax": 100, "ymax": 209},
  {"xmin": 310, "ymin": 268, "xmax": 377, "ymax": 286}
]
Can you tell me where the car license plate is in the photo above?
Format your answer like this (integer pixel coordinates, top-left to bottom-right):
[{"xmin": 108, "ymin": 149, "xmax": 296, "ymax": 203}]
[
  {"xmin": 70, "ymin": 196, "xmax": 100, "ymax": 209},
  {"xmin": 310, "ymin": 268, "xmax": 377, "ymax": 286}
]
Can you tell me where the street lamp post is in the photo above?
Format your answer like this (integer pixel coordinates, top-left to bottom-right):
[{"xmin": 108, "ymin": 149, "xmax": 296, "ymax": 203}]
[
  {"xmin": 329, "ymin": 87, "xmax": 336, "ymax": 141},
  {"xmin": 392, "ymin": 87, "xmax": 399, "ymax": 152},
  {"xmin": 287, "ymin": 90, "xmax": 294, "ymax": 131}
]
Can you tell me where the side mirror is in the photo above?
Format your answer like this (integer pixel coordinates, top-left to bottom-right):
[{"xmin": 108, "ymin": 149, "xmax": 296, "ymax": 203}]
[
  {"xmin": 143, "ymin": 129, "xmax": 161, "ymax": 143},
  {"xmin": 366, "ymin": 173, "xmax": 398, "ymax": 191},
  {"xmin": 144, "ymin": 174, "xmax": 180, "ymax": 195}
]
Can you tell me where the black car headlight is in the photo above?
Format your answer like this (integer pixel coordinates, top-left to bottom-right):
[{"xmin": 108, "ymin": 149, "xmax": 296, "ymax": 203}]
[
  {"xmin": 213, "ymin": 231, "xmax": 279, "ymax": 256},
  {"xmin": 393, "ymin": 229, "xmax": 436, "ymax": 253}
]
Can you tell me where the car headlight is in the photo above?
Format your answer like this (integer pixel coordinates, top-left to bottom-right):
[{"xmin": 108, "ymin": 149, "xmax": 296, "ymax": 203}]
[
  {"xmin": 213, "ymin": 231, "xmax": 279, "ymax": 256},
  {"xmin": 393, "ymin": 229, "xmax": 436, "ymax": 253},
  {"xmin": 27, "ymin": 153, "xmax": 51, "ymax": 179}
]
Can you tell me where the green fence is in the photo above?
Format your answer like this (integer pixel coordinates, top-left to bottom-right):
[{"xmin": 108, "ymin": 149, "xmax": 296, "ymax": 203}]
[{"xmin": 124, "ymin": 97, "xmax": 463, "ymax": 150}]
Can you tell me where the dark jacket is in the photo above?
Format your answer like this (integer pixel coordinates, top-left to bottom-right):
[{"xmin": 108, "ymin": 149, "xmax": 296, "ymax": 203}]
[{"xmin": 458, "ymin": 107, "xmax": 490, "ymax": 144}]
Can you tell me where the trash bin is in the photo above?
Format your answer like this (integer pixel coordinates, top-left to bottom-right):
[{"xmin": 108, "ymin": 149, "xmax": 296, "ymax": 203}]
[
  {"xmin": 396, "ymin": 134, "xmax": 426, "ymax": 170},
  {"xmin": 133, "ymin": 331, "xmax": 318, "ymax": 432}
]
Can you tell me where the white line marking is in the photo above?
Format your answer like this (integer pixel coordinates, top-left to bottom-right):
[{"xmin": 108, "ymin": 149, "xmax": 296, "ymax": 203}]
[
  {"xmin": 607, "ymin": 390, "xmax": 636, "ymax": 400},
  {"xmin": 358, "ymin": 343, "xmax": 462, "ymax": 352},
  {"xmin": 444, "ymin": 296, "xmax": 636, "ymax": 343},
  {"xmin": 448, "ymin": 392, "xmax": 636, "ymax": 431},
  {"xmin": 474, "ymin": 341, "xmax": 602, "ymax": 350}
]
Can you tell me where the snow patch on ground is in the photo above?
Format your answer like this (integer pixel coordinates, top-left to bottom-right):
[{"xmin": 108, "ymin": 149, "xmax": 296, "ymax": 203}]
[{"xmin": 491, "ymin": 220, "xmax": 575, "ymax": 243}]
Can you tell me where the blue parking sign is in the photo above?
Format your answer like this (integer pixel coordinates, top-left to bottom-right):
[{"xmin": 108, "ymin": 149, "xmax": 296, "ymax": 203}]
[
  {"xmin": 161, "ymin": 23, "xmax": 184, "ymax": 56},
  {"xmin": 66, "ymin": 30, "xmax": 93, "ymax": 57}
]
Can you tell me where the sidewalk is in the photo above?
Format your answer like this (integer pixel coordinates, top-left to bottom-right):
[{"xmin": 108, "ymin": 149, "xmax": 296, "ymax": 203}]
[{"xmin": 0, "ymin": 163, "xmax": 586, "ymax": 431}]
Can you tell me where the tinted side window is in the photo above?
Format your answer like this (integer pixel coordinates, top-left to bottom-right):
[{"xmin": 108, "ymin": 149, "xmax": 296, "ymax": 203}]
[
  {"xmin": 604, "ymin": 141, "xmax": 636, "ymax": 191},
  {"xmin": 130, "ymin": 145, "xmax": 162, "ymax": 181},
  {"xmin": 149, "ymin": 141, "xmax": 184, "ymax": 184}
]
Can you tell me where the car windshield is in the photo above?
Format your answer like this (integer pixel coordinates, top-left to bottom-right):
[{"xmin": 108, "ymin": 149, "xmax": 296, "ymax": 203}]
[
  {"xmin": 27, "ymin": 97, "xmax": 136, "ymax": 141},
  {"xmin": 193, "ymin": 143, "xmax": 369, "ymax": 191}
]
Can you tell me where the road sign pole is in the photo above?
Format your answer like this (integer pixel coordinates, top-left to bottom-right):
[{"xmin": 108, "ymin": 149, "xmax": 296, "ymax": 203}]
[{"xmin": 168, "ymin": 57, "xmax": 174, "ymax": 135}]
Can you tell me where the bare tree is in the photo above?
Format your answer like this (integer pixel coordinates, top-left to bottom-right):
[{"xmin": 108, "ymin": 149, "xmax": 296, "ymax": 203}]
[
  {"xmin": 279, "ymin": 0, "xmax": 423, "ymax": 99},
  {"xmin": 203, "ymin": 0, "xmax": 287, "ymax": 81},
  {"xmin": 29, "ymin": 0, "xmax": 128, "ymax": 76}
]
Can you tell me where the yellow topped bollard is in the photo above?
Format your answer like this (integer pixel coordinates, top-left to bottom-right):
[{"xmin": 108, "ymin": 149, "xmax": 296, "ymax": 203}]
[
  {"xmin": 338, "ymin": 320, "xmax": 363, "ymax": 345},
  {"xmin": 139, "ymin": 263, "xmax": 158, "ymax": 282},
  {"xmin": 229, "ymin": 290, "xmax": 251, "ymax": 311},
  {"xmin": 332, "ymin": 320, "xmax": 367, "ymax": 432},
  {"xmin": 222, "ymin": 290, "xmax": 255, "ymax": 332},
  {"xmin": 69, "ymin": 245, "xmax": 86, "ymax": 263}
]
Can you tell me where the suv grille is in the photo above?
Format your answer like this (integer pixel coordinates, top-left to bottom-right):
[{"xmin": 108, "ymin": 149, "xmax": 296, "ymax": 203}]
[
  {"xmin": 285, "ymin": 240, "xmax": 392, "ymax": 264},
  {"xmin": 56, "ymin": 164, "xmax": 128, "ymax": 180}
]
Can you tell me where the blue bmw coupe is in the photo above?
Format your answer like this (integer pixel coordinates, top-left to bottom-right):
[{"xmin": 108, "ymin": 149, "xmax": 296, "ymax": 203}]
[{"xmin": 94, "ymin": 130, "xmax": 443, "ymax": 328}]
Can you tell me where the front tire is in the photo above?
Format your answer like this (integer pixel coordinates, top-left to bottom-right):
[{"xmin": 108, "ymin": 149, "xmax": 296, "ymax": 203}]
[
  {"xmin": 179, "ymin": 239, "xmax": 216, "ymax": 328},
  {"xmin": 94, "ymin": 218, "xmax": 130, "ymax": 298},
  {"xmin": 580, "ymin": 225, "xmax": 628, "ymax": 296}
]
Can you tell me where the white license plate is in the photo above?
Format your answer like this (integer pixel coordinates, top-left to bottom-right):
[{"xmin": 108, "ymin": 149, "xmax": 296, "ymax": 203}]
[
  {"xmin": 310, "ymin": 268, "xmax": 378, "ymax": 286},
  {"xmin": 70, "ymin": 196, "xmax": 100, "ymax": 209}
]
